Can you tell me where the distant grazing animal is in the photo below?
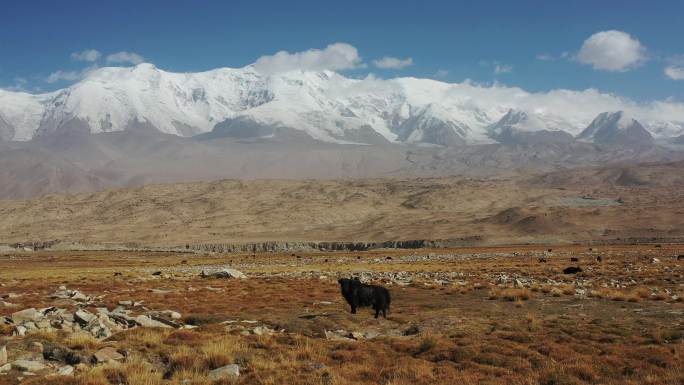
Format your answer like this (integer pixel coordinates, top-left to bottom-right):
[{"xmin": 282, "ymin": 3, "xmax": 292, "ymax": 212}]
[
  {"xmin": 677, "ymin": 255, "xmax": 684, "ymax": 261},
  {"xmin": 538, "ymin": 258, "xmax": 548, "ymax": 263},
  {"xmin": 596, "ymin": 256, "xmax": 602, "ymax": 262},
  {"xmin": 570, "ymin": 257, "xmax": 579, "ymax": 262},
  {"xmin": 563, "ymin": 266, "xmax": 582, "ymax": 274},
  {"xmin": 338, "ymin": 278, "xmax": 391, "ymax": 319}
]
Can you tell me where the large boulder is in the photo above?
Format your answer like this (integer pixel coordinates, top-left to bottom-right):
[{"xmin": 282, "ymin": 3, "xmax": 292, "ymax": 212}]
[
  {"xmin": 208, "ymin": 364, "xmax": 240, "ymax": 380},
  {"xmin": 200, "ymin": 268, "xmax": 247, "ymax": 279},
  {"xmin": 11, "ymin": 308, "xmax": 43, "ymax": 323},
  {"xmin": 92, "ymin": 347, "xmax": 124, "ymax": 363},
  {"xmin": 13, "ymin": 359, "xmax": 46, "ymax": 372},
  {"xmin": 74, "ymin": 310, "xmax": 97, "ymax": 325},
  {"xmin": 134, "ymin": 315, "xmax": 173, "ymax": 329}
]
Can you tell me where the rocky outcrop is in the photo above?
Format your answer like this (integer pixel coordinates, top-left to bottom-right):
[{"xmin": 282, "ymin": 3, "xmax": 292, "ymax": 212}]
[{"xmin": 187, "ymin": 237, "xmax": 484, "ymax": 253}]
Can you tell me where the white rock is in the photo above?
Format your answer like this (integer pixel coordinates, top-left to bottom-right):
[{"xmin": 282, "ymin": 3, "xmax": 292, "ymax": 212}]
[
  {"xmin": 12, "ymin": 325, "xmax": 27, "ymax": 337},
  {"xmin": 134, "ymin": 315, "xmax": 172, "ymax": 329},
  {"xmin": 57, "ymin": 365, "xmax": 74, "ymax": 376},
  {"xmin": 11, "ymin": 308, "xmax": 43, "ymax": 323},
  {"xmin": 0, "ymin": 346, "xmax": 6, "ymax": 365},
  {"xmin": 74, "ymin": 310, "xmax": 97, "ymax": 325},
  {"xmin": 208, "ymin": 364, "xmax": 240, "ymax": 380},
  {"xmin": 201, "ymin": 268, "xmax": 246, "ymax": 279},
  {"xmin": 0, "ymin": 363, "xmax": 11, "ymax": 373},
  {"xmin": 13, "ymin": 360, "xmax": 46, "ymax": 372}
]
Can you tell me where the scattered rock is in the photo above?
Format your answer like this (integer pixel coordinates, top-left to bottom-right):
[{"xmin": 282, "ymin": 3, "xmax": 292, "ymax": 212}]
[
  {"xmin": 201, "ymin": 268, "xmax": 247, "ymax": 279},
  {"xmin": 74, "ymin": 310, "xmax": 97, "ymax": 325},
  {"xmin": 0, "ymin": 363, "xmax": 10, "ymax": 373},
  {"xmin": 11, "ymin": 308, "xmax": 43, "ymax": 323},
  {"xmin": 208, "ymin": 364, "xmax": 240, "ymax": 380},
  {"xmin": 51, "ymin": 288, "xmax": 91, "ymax": 303},
  {"xmin": 324, "ymin": 330, "xmax": 355, "ymax": 341},
  {"xmin": 13, "ymin": 360, "xmax": 46, "ymax": 372},
  {"xmin": 92, "ymin": 347, "xmax": 124, "ymax": 363},
  {"xmin": 0, "ymin": 346, "xmax": 6, "ymax": 365},
  {"xmin": 56, "ymin": 365, "xmax": 74, "ymax": 376},
  {"xmin": 251, "ymin": 326, "xmax": 275, "ymax": 336},
  {"xmin": 134, "ymin": 315, "xmax": 173, "ymax": 329},
  {"xmin": 12, "ymin": 325, "xmax": 27, "ymax": 337}
]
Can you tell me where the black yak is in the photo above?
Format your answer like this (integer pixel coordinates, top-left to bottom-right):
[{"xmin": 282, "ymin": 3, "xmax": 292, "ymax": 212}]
[
  {"xmin": 338, "ymin": 278, "xmax": 390, "ymax": 319},
  {"xmin": 563, "ymin": 266, "xmax": 582, "ymax": 274}
]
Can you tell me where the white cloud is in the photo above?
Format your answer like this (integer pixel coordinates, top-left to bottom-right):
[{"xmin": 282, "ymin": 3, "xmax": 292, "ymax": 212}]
[
  {"xmin": 665, "ymin": 66, "xmax": 684, "ymax": 80},
  {"xmin": 70, "ymin": 49, "xmax": 101, "ymax": 62},
  {"xmin": 46, "ymin": 70, "xmax": 81, "ymax": 83},
  {"xmin": 536, "ymin": 54, "xmax": 554, "ymax": 61},
  {"xmin": 577, "ymin": 30, "xmax": 646, "ymax": 72},
  {"xmin": 253, "ymin": 43, "xmax": 363, "ymax": 74},
  {"xmin": 46, "ymin": 65, "xmax": 98, "ymax": 84},
  {"xmin": 494, "ymin": 64, "xmax": 513, "ymax": 74},
  {"xmin": 106, "ymin": 51, "xmax": 145, "ymax": 65},
  {"xmin": 372, "ymin": 56, "xmax": 413, "ymax": 69}
]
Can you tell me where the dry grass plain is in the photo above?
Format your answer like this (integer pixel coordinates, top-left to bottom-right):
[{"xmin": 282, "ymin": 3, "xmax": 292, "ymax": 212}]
[{"xmin": 1, "ymin": 244, "xmax": 683, "ymax": 385}]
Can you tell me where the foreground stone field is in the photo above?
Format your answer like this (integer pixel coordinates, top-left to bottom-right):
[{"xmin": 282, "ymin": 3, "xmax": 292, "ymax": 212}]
[{"xmin": 1, "ymin": 244, "xmax": 683, "ymax": 385}]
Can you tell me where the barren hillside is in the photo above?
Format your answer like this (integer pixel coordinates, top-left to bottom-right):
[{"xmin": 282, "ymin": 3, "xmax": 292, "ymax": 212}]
[{"xmin": 0, "ymin": 162, "xmax": 682, "ymax": 247}]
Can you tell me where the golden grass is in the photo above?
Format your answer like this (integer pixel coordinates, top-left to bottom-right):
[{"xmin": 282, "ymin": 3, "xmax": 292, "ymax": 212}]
[
  {"xmin": 488, "ymin": 287, "xmax": 532, "ymax": 301},
  {"xmin": 3, "ymin": 244, "xmax": 684, "ymax": 385},
  {"xmin": 64, "ymin": 331, "xmax": 101, "ymax": 350}
]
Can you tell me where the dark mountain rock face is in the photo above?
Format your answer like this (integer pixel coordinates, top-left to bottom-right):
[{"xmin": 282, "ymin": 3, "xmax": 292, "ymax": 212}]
[{"xmin": 578, "ymin": 111, "xmax": 654, "ymax": 148}]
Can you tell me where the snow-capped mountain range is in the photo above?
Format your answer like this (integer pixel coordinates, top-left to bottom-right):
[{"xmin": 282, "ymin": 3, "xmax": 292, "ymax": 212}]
[{"xmin": 1, "ymin": 63, "xmax": 683, "ymax": 145}]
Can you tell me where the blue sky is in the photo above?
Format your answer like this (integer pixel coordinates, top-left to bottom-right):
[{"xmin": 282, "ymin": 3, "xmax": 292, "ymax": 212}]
[{"xmin": 1, "ymin": 0, "xmax": 682, "ymax": 101}]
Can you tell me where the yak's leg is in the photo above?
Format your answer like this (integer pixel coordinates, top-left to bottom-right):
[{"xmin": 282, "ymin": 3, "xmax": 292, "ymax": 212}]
[
  {"xmin": 382, "ymin": 308, "xmax": 387, "ymax": 318},
  {"xmin": 351, "ymin": 303, "xmax": 357, "ymax": 314},
  {"xmin": 374, "ymin": 307, "xmax": 380, "ymax": 319}
]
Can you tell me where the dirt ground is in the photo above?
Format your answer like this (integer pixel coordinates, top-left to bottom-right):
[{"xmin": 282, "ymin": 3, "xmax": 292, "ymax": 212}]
[{"xmin": 1, "ymin": 244, "xmax": 683, "ymax": 385}]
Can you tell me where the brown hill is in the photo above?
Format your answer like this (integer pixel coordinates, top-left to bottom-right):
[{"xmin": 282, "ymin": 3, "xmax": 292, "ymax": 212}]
[{"xmin": 0, "ymin": 161, "xmax": 682, "ymax": 247}]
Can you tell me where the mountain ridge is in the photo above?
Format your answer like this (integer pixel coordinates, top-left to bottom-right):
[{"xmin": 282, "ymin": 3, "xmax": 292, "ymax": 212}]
[{"xmin": 1, "ymin": 63, "xmax": 683, "ymax": 145}]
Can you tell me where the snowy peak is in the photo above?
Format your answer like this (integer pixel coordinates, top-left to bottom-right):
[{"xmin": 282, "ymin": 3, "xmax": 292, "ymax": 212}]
[
  {"xmin": 578, "ymin": 111, "xmax": 654, "ymax": 148},
  {"xmin": 0, "ymin": 65, "xmax": 683, "ymax": 146},
  {"xmin": 393, "ymin": 104, "xmax": 472, "ymax": 146},
  {"xmin": 487, "ymin": 109, "xmax": 574, "ymax": 145}
]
